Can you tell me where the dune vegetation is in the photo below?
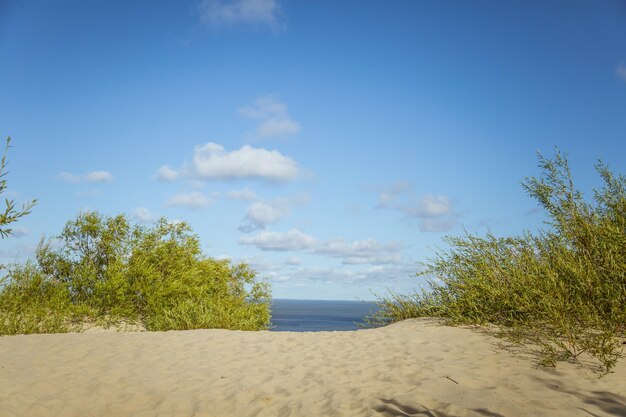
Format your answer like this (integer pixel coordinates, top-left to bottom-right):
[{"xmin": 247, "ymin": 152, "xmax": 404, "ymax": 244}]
[
  {"xmin": 0, "ymin": 137, "xmax": 270, "ymax": 335},
  {"xmin": 370, "ymin": 151, "xmax": 626, "ymax": 373},
  {"xmin": 0, "ymin": 212, "xmax": 271, "ymax": 334}
]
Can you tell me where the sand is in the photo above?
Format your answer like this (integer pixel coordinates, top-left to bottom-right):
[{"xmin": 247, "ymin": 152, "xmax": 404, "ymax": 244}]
[{"xmin": 0, "ymin": 319, "xmax": 624, "ymax": 417}]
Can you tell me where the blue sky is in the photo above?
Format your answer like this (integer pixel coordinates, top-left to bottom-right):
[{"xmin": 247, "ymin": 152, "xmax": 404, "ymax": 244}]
[{"xmin": 1, "ymin": 0, "xmax": 625, "ymax": 300}]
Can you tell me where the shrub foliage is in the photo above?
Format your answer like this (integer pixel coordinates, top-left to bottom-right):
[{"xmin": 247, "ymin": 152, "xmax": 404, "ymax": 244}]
[
  {"xmin": 371, "ymin": 152, "xmax": 626, "ymax": 373},
  {"xmin": 0, "ymin": 213, "xmax": 271, "ymax": 334}
]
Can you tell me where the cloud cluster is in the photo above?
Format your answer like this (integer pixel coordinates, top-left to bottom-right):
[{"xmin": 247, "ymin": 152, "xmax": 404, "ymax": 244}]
[
  {"xmin": 376, "ymin": 182, "xmax": 457, "ymax": 232},
  {"xmin": 315, "ymin": 238, "xmax": 403, "ymax": 265},
  {"xmin": 197, "ymin": 0, "xmax": 282, "ymax": 30},
  {"xmin": 156, "ymin": 142, "xmax": 300, "ymax": 182},
  {"xmin": 251, "ymin": 260, "xmax": 419, "ymax": 289},
  {"xmin": 239, "ymin": 96, "xmax": 300, "ymax": 138},
  {"xmin": 240, "ymin": 228, "xmax": 405, "ymax": 266},
  {"xmin": 59, "ymin": 170, "xmax": 114, "ymax": 183}
]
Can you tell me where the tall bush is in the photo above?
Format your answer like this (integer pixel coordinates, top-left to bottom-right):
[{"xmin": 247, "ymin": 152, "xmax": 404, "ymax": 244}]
[
  {"xmin": 371, "ymin": 152, "xmax": 626, "ymax": 373},
  {"xmin": 0, "ymin": 212, "xmax": 271, "ymax": 333}
]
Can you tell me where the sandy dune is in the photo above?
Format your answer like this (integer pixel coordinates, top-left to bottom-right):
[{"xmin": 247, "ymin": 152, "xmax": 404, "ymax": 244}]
[{"xmin": 0, "ymin": 318, "xmax": 624, "ymax": 417}]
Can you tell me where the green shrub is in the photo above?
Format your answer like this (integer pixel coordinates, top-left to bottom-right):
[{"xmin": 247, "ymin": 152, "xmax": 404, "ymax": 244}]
[
  {"xmin": 0, "ymin": 212, "xmax": 271, "ymax": 334},
  {"xmin": 371, "ymin": 151, "xmax": 626, "ymax": 373},
  {"xmin": 0, "ymin": 262, "xmax": 73, "ymax": 335}
]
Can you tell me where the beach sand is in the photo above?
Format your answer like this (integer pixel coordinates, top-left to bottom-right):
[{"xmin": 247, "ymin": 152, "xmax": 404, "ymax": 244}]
[{"xmin": 0, "ymin": 318, "xmax": 624, "ymax": 417}]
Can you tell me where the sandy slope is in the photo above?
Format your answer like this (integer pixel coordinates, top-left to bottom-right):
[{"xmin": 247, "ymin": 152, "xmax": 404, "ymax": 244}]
[{"xmin": 0, "ymin": 319, "xmax": 624, "ymax": 417}]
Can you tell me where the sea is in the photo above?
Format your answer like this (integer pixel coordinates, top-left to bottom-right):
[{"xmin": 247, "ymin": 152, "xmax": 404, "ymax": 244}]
[{"xmin": 269, "ymin": 299, "xmax": 380, "ymax": 332}]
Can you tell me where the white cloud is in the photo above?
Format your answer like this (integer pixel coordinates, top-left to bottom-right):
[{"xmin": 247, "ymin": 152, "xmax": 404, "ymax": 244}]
[
  {"xmin": 375, "ymin": 181, "xmax": 413, "ymax": 209},
  {"xmin": 166, "ymin": 191, "xmax": 217, "ymax": 210},
  {"xmin": 59, "ymin": 170, "xmax": 114, "ymax": 183},
  {"xmin": 197, "ymin": 0, "xmax": 282, "ymax": 30},
  {"xmin": 235, "ymin": 250, "xmax": 419, "ymax": 292},
  {"xmin": 239, "ymin": 201, "xmax": 289, "ymax": 232},
  {"xmin": 155, "ymin": 165, "xmax": 179, "ymax": 181},
  {"xmin": 239, "ymin": 96, "xmax": 301, "ymax": 138},
  {"xmin": 239, "ymin": 96, "xmax": 286, "ymax": 119},
  {"xmin": 240, "ymin": 226, "xmax": 405, "ymax": 265},
  {"xmin": 616, "ymin": 62, "xmax": 626, "ymax": 82},
  {"xmin": 375, "ymin": 183, "xmax": 457, "ymax": 232},
  {"xmin": 280, "ymin": 263, "xmax": 418, "ymax": 286},
  {"xmin": 406, "ymin": 194, "xmax": 456, "ymax": 232},
  {"xmin": 315, "ymin": 238, "xmax": 404, "ymax": 265},
  {"xmin": 238, "ymin": 193, "xmax": 309, "ymax": 232},
  {"xmin": 133, "ymin": 207, "xmax": 156, "ymax": 223},
  {"xmin": 227, "ymin": 187, "xmax": 258, "ymax": 201},
  {"xmin": 405, "ymin": 194, "xmax": 452, "ymax": 218},
  {"xmin": 240, "ymin": 229, "xmax": 315, "ymax": 251},
  {"xmin": 58, "ymin": 172, "xmax": 81, "ymax": 183},
  {"xmin": 267, "ymin": 272, "xmax": 291, "ymax": 282},
  {"xmin": 182, "ymin": 142, "xmax": 300, "ymax": 181}
]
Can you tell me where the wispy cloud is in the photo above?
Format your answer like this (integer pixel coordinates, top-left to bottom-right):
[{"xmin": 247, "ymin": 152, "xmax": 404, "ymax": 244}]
[
  {"xmin": 239, "ymin": 201, "xmax": 290, "ymax": 232},
  {"xmin": 133, "ymin": 207, "xmax": 156, "ymax": 223},
  {"xmin": 238, "ymin": 193, "xmax": 309, "ymax": 232},
  {"xmin": 418, "ymin": 218, "xmax": 457, "ymax": 233},
  {"xmin": 227, "ymin": 187, "xmax": 259, "ymax": 201},
  {"xmin": 315, "ymin": 238, "xmax": 404, "ymax": 265},
  {"xmin": 616, "ymin": 62, "xmax": 626, "ymax": 82},
  {"xmin": 286, "ymin": 263, "xmax": 417, "ymax": 286},
  {"xmin": 252, "ymin": 262, "xmax": 419, "ymax": 288},
  {"xmin": 375, "ymin": 182, "xmax": 458, "ymax": 232},
  {"xmin": 375, "ymin": 181, "xmax": 413, "ymax": 209},
  {"xmin": 197, "ymin": 0, "xmax": 283, "ymax": 31},
  {"xmin": 158, "ymin": 142, "xmax": 300, "ymax": 182},
  {"xmin": 59, "ymin": 170, "xmax": 114, "ymax": 183},
  {"xmin": 239, "ymin": 95, "xmax": 300, "ymax": 138},
  {"xmin": 166, "ymin": 191, "xmax": 218, "ymax": 210},
  {"xmin": 155, "ymin": 165, "xmax": 179, "ymax": 182},
  {"xmin": 404, "ymin": 194, "xmax": 453, "ymax": 218},
  {"xmin": 240, "ymin": 229, "xmax": 315, "ymax": 251},
  {"xmin": 240, "ymin": 228, "xmax": 405, "ymax": 266}
]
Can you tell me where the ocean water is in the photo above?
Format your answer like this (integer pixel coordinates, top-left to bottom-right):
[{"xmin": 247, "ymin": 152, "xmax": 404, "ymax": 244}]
[{"xmin": 269, "ymin": 299, "xmax": 379, "ymax": 332}]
